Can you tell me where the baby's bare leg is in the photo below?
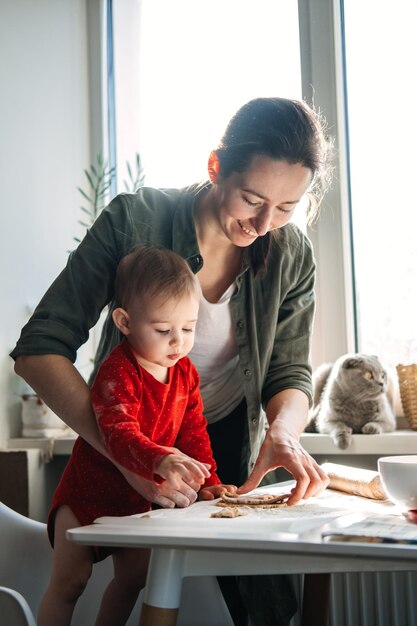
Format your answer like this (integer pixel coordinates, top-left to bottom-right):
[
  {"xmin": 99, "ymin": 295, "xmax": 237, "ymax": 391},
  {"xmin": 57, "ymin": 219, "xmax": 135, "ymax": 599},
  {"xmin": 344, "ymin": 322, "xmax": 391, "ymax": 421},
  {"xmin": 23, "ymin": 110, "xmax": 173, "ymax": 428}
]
[
  {"xmin": 95, "ymin": 547, "xmax": 150, "ymax": 626},
  {"xmin": 38, "ymin": 506, "xmax": 94, "ymax": 626}
]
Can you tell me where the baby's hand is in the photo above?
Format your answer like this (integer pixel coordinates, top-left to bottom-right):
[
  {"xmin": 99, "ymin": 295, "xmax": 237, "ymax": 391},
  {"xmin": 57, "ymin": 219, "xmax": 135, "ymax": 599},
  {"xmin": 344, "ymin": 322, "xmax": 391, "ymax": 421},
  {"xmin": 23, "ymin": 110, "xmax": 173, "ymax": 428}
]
[
  {"xmin": 198, "ymin": 484, "xmax": 238, "ymax": 501},
  {"xmin": 156, "ymin": 449, "xmax": 211, "ymax": 491}
]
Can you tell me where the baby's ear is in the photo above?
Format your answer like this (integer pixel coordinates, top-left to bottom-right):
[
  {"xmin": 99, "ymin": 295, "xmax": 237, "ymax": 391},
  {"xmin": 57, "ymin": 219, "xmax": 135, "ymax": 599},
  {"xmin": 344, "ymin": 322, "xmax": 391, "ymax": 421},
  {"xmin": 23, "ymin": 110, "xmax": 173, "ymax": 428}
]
[{"xmin": 112, "ymin": 307, "xmax": 130, "ymax": 335}]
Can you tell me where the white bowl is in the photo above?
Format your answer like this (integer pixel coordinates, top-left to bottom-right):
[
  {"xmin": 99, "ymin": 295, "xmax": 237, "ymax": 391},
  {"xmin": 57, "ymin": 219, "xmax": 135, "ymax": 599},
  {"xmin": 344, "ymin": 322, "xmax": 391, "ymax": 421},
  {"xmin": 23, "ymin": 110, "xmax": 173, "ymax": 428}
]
[{"xmin": 378, "ymin": 455, "xmax": 417, "ymax": 510}]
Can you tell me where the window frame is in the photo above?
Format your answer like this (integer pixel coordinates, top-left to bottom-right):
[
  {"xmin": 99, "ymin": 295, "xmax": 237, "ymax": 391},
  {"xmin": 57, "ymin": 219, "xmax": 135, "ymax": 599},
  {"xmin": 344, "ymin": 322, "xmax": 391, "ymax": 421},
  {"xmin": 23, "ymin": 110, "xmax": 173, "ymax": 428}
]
[{"xmin": 299, "ymin": 0, "xmax": 356, "ymax": 367}]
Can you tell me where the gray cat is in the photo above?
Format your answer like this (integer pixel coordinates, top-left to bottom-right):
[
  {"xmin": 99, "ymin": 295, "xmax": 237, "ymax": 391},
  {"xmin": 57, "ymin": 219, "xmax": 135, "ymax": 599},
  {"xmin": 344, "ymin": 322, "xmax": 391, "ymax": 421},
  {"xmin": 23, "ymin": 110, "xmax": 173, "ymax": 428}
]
[{"xmin": 305, "ymin": 353, "xmax": 396, "ymax": 449}]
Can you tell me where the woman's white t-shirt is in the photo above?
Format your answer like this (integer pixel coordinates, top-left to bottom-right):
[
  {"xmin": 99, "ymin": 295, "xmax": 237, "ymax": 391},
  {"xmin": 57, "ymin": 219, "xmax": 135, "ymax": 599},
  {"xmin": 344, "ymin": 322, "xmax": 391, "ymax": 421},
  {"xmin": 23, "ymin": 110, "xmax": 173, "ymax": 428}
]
[{"xmin": 188, "ymin": 282, "xmax": 244, "ymax": 424}]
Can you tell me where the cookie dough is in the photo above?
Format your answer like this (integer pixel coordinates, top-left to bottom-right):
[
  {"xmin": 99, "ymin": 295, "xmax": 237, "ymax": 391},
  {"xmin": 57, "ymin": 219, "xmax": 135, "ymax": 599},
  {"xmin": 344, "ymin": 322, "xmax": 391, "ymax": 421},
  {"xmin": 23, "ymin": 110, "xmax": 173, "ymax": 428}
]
[
  {"xmin": 211, "ymin": 507, "xmax": 248, "ymax": 518},
  {"xmin": 219, "ymin": 493, "xmax": 290, "ymax": 506}
]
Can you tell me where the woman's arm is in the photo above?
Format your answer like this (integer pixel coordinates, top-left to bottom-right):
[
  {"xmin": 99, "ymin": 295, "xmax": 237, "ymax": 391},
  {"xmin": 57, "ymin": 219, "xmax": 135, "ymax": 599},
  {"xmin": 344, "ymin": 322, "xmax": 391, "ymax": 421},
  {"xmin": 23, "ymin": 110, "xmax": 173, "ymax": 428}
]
[
  {"xmin": 14, "ymin": 354, "xmax": 199, "ymax": 508},
  {"xmin": 238, "ymin": 231, "xmax": 328, "ymax": 502},
  {"xmin": 237, "ymin": 388, "xmax": 329, "ymax": 504}
]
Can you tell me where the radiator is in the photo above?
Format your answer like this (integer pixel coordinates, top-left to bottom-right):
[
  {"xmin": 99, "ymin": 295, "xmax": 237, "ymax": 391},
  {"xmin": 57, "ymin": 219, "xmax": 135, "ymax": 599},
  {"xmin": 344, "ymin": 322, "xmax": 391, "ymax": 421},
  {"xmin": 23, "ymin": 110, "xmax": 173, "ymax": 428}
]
[{"xmin": 288, "ymin": 572, "xmax": 417, "ymax": 626}]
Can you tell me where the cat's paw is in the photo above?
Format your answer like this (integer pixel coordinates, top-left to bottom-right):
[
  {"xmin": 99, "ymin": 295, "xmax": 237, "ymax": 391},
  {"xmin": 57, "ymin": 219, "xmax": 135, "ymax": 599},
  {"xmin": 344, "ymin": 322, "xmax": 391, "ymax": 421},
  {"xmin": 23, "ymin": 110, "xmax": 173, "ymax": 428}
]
[
  {"xmin": 362, "ymin": 422, "xmax": 383, "ymax": 435},
  {"xmin": 333, "ymin": 432, "xmax": 352, "ymax": 449}
]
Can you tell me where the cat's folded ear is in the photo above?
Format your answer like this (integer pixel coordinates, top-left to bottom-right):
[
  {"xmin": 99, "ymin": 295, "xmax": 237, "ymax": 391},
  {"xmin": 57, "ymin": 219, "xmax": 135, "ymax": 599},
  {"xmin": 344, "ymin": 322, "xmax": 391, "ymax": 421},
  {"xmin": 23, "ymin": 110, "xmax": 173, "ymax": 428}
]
[{"xmin": 343, "ymin": 357, "xmax": 361, "ymax": 369}]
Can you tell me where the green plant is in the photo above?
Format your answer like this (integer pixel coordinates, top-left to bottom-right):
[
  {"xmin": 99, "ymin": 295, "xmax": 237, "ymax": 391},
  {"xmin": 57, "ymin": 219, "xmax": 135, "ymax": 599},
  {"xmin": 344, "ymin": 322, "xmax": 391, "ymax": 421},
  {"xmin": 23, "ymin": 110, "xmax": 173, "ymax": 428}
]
[
  {"xmin": 123, "ymin": 152, "xmax": 145, "ymax": 192},
  {"xmin": 74, "ymin": 155, "xmax": 115, "ymax": 244},
  {"xmin": 74, "ymin": 152, "xmax": 144, "ymax": 245}
]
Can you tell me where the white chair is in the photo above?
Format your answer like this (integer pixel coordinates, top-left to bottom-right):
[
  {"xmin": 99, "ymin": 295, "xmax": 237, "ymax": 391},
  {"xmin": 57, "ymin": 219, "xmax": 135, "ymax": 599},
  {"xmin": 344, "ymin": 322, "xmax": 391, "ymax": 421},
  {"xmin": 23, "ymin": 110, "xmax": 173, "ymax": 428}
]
[
  {"xmin": 0, "ymin": 500, "xmax": 139, "ymax": 624},
  {"xmin": 0, "ymin": 501, "xmax": 52, "ymax": 615},
  {"xmin": 0, "ymin": 501, "xmax": 233, "ymax": 625},
  {"xmin": 0, "ymin": 586, "xmax": 36, "ymax": 626}
]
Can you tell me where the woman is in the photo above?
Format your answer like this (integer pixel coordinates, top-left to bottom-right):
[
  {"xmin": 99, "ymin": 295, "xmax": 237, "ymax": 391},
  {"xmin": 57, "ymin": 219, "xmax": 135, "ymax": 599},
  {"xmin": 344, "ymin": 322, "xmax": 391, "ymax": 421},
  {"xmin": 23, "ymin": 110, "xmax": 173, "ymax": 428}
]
[{"xmin": 12, "ymin": 97, "xmax": 332, "ymax": 625}]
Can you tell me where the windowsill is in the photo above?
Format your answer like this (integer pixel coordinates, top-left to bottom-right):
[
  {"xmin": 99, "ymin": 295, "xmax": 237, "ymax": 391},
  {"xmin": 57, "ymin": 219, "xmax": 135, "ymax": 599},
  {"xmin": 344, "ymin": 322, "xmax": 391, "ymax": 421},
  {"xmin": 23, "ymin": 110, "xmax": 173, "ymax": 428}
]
[
  {"xmin": 7, "ymin": 428, "xmax": 417, "ymax": 457},
  {"xmin": 7, "ymin": 435, "xmax": 76, "ymax": 456},
  {"xmin": 300, "ymin": 430, "xmax": 417, "ymax": 455}
]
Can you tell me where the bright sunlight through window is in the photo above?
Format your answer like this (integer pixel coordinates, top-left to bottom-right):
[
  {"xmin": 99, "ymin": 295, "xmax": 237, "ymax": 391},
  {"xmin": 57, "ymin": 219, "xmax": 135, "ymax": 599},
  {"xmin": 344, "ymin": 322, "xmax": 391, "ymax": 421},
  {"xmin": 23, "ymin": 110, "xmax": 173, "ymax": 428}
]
[
  {"xmin": 344, "ymin": 0, "xmax": 417, "ymax": 367},
  {"xmin": 114, "ymin": 0, "xmax": 303, "ymax": 222}
]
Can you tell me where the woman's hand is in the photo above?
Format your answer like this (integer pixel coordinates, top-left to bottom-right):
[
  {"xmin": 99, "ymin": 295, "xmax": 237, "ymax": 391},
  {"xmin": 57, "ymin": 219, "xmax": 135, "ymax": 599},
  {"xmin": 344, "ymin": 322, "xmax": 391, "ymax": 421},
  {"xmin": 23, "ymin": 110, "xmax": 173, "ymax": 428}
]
[
  {"xmin": 119, "ymin": 464, "xmax": 203, "ymax": 508},
  {"xmin": 198, "ymin": 484, "xmax": 237, "ymax": 501},
  {"xmin": 237, "ymin": 389, "xmax": 329, "ymax": 505},
  {"xmin": 237, "ymin": 424, "xmax": 328, "ymax": 504}
]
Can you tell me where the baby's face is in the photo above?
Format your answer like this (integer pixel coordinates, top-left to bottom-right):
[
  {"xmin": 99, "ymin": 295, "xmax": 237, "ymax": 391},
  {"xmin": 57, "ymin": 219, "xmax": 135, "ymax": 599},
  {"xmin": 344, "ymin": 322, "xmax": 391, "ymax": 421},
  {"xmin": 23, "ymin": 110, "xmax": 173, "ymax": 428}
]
[{"xmin": 126, "ymin": 294, "xmax": 199, "ymax": 373}]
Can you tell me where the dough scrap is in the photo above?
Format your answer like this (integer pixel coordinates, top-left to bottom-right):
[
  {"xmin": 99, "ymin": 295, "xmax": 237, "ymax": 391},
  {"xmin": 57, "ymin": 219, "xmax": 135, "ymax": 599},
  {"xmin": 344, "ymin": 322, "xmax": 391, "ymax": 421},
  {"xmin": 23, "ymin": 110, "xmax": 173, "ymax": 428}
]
[{"xmin": 211, "ymin": 507, "xmax": 248, "ymax": 518}]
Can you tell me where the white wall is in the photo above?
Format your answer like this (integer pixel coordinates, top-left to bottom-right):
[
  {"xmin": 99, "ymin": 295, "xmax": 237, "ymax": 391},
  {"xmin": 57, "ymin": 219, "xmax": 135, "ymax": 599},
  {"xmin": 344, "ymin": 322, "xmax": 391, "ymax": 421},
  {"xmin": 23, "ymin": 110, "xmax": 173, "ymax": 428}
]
[{"xmin": 0, "ymin": 0, "xmax": 91, "ymax": 445}]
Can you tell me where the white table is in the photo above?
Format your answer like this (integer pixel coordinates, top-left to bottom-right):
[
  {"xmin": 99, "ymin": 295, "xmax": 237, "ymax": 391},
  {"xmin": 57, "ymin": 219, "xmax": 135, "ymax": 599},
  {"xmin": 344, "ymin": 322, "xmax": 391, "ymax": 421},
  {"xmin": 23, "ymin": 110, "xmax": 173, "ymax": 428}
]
[{"xmin": 67, "ymin": 485, "xmax": 417, "ymax": 626}]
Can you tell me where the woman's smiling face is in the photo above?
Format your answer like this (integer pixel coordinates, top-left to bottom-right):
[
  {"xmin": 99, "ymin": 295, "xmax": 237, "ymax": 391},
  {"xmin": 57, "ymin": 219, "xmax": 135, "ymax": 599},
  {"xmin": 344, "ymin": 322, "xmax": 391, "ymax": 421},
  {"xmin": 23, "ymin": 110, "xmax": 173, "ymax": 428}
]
[{"xmin": 213, "ymin": 156, "xmax": 312, "ymax": 246}]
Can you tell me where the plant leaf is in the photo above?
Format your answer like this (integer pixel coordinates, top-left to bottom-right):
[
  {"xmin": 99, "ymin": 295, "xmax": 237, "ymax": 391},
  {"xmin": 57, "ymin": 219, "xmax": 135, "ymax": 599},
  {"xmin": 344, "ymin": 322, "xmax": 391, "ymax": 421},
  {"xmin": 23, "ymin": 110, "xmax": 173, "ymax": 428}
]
[
  {"xmin": 85, "ymin": 170, "xmax": 95, "ymax": 189},
  {"xmin": 77, "ymin": 187, "xmax": 92, "ymax": 202}
]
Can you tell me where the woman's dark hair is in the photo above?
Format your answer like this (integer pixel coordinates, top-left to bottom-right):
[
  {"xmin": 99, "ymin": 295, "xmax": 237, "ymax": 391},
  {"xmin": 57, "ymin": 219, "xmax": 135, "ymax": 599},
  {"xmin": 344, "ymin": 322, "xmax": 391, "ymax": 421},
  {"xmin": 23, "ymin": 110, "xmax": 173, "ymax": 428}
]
[
  {"xmin": 215, "ymin": 97, "xmax": 333, "ymax": 274},
  {"xmin": 115, "ymin": 245, "xmax": 200, "ymax": 310}
]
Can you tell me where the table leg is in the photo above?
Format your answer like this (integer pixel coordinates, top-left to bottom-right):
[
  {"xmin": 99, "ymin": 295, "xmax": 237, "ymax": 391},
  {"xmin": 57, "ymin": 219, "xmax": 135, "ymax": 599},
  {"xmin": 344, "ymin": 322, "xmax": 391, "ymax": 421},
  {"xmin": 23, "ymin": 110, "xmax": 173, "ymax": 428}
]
[
  {"xmin": 139, "ymin": 603, "xmax": 178, "ymax": 626},
  {"xmin": 301, "ymin": 573, "xmax": 331, "ymax": 626},
  {"xmin": 139, "ymin": 548, "xmax": 185, "ymax": 626}
]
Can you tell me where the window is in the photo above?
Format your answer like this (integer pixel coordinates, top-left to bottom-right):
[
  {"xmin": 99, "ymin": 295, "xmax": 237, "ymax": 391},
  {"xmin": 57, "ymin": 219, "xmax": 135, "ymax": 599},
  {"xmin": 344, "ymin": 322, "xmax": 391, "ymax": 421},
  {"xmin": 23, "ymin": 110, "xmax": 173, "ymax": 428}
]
[
  {"xmin": 112, "ymin": 0, "xmax": 302, "ymax": 188},
  {"xmin": 344, "ymin": 0, "xmax": 417, "ymax": 368},
  {"xmin": 109, "ymin": 0, "xmax": 352, "ymax": 365}
]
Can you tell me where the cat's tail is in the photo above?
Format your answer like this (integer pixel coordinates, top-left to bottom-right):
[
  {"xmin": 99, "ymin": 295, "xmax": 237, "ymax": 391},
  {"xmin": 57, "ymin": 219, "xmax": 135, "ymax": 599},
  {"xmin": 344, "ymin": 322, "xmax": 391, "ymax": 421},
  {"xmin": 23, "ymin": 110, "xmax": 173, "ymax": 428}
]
[
  {"xmin": 305, "ymin": 361, "xmax": 334, "ymax": 433},
  {"xmin": 304, "ymin": 406, "xmax": 319, "ymax": 432},
  {"xmin": 312, "ymin": 362, "xmax": 333, "ymax": 406},
  {"xmin": 304, "ymin": 417, "xmax": 317, "ymax": 432}
]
